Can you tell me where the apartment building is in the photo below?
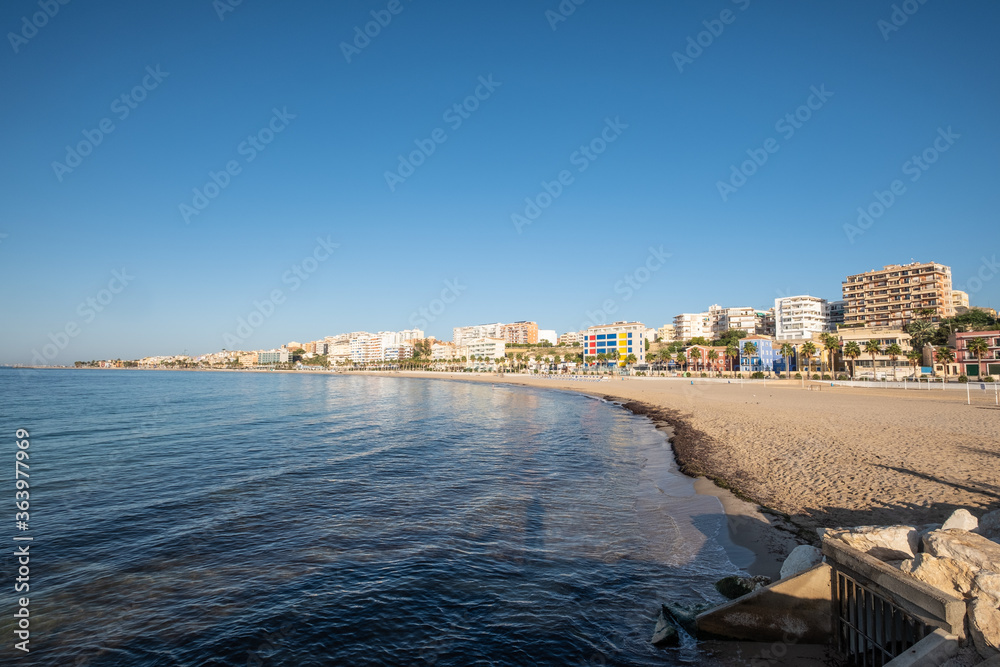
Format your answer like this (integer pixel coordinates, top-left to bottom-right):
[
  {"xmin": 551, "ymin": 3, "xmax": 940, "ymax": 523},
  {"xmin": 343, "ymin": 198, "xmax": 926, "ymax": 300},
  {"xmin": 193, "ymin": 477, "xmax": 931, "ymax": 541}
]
[
  {"xmin": 453, "ymin": 323, "xmax": 504, "ymax": 347},
  {"xmin": 239, "ymin": 352, "xmax": 258, "ymax": 366},
  {"xmin": 842, "ymin": 261, "xmax": 954, "ymax": 327},
  {"xmin": 673, "ymin": 312, "xmax": 712, "ymax": 341},
  {"xmin": 951, "ymin": 330, "xmax": 1000, "ymax": 378},
  {"xmin": 349, "ymin": 335, "xmax": 384, "ymax": 363},
  {"xmin": 558, "ymin": 331, "xmax": 583, "ymax": 345},
  {"xmin": 756, "ymin": 309, "xmax": 776, "ymax": 337},
  {"xmin": 258, "ymin": 350, "xmax": 290, "ymax": 364},
  {"xmin": 718, "ymin": 306, "xmax": 758, "ymax": 335},
  {"xmin": 774, "ymin": 295, "xmax": 832, "ymax": 341},
  {"xmin": 383, "ymin": 343, "xmax": 414, "ymax": 362},
  {"xmin": 738, "ymin": 335, "xmax": 787, "ymax": 373},
  {"xmin": 685, "ymin": 344, "xmax": 728, "ymax": 372},
  {"xmin": 500, "ymin": 321, "xmax": 538, "ymax": 345},
  {"xmin": 657, "ymin": 324, "xmax": 676, "ymax": 342},
  {"xmin": 582, "ymin": 321, "xmax": 646, "ymax": 366},
  {"xmin": 834, "ymin": 327, "xmax": 913, "ymax": 378},
  {"xmin": 466, "ymin": 337, "xmax": 506, "ymax": 361},
  {"xmin": 952, "ymin": 290, "xmax": 970, "ymax": 310}
]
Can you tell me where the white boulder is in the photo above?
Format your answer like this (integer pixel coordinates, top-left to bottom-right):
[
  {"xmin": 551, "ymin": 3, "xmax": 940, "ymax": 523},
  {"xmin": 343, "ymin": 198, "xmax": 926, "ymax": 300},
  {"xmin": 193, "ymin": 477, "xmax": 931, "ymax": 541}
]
[
  {"xmin": 969, "ymin": 596, "xmax": 1000, "ymax": 659},
  {"xmin": 942, "ymin": 509, "xmax": 979, "ymax": 532},
  {"xmin": 976, "ymin": 572, "xmax": 1000, "ymax": 604},
  {"xmin": 826, "ymin": 525, "xmax": 920, "ymax": 561},
  {"xmin": 779, "ymin": 545, "xmax": 823, "ymax": 580},
  {"xmin": 899, "ymin": 553, "xmax": 976, "ymax": 598},
  {"xmin": 924, "ymin": 529, "xmax": 1000, "ymax": 572},
  {"xmin": 979, "ymin": 510, "xmax": 1000, "ymax": 543}
]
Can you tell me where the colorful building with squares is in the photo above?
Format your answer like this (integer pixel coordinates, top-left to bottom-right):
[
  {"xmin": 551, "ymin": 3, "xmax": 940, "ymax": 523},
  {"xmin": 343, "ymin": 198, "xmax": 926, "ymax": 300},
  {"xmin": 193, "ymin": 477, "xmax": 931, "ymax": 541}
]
[{"xmin": 583, "ymin": 322, "xmax": 646, "ymax": 366}]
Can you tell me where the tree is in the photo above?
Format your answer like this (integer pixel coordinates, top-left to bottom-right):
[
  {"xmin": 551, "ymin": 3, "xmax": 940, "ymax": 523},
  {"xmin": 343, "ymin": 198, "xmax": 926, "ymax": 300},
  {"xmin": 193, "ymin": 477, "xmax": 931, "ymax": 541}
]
[
  {"xmin": 725, "ymin": 343, "xmax": 739, "ymax": 375},
  {"xmin": 689, "ymin": 336, "xmax": 711, "ymax": 347},
  {"xmin": 843, "ymin": 341, "xmax": 861, "ymax": 379},
  {"xmin": 675, "ymin": 350, "xmax": 686, "ymax": 373},
  {"xmin": 626, "ymin": 353, "xmax": 637, "ymax": 367},
  {"xmin": 904, "ymin": 319, "xmax": 937, "ymax": 352},
  {"xmin": 707, "ymin": 349, "xmax": 719, "ymax": 375},
  {"xmin": 863, "ymin": 340, "xmax": 882, "ymax": 379},
  {"xmin": 742, "ymin": 341, "xmax": 758, "ymax": 374},
  {"xmin": 801, "ymin": 341, "xmax": 817, "ymax": 377},
  {"xmin": 906, "ymin": 349, "xmax": 923, "ymax": 379},
  {"xmin": 715, "ymin": 328, "xmax": 749, "ymax": 349},
  {"xmin": 821, "ymin": 333, "xmax": 840, "ymax": 378},
  {"xmin": 967, "ymin": 337, "xmax": 989, "ymax": 378},
  {"xmin": 935, "ymin": 346, "xmax": 955, "ymax": 382},
  {"xmin": 779, "ymin": 343, "xmax": 795, "ymax": 378},
  {"xmin": 885, "ymin": 343, "xmax": 902, "ymax": 381}
]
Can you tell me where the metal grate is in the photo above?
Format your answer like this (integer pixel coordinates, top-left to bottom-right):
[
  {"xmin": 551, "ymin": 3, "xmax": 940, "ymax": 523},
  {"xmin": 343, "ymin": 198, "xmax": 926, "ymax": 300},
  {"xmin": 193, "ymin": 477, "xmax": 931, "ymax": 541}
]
[{"xmin": 835, "ymin": 571, "xmax": 930, "ymax": 666}]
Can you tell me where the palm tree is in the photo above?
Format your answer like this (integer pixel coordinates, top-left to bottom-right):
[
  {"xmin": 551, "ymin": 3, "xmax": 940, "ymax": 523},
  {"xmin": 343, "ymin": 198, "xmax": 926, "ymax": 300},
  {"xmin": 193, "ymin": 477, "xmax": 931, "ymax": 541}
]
[
  {"xmin": 904, "ymin": 319, "xmax": 937, "ymax": 352},
  {"xmin": 779, "ymin": 343, "xmax": 795, "ymax": 378},
  {"xmin": 675, "ymin": 350, "xmax": 686, "ymax": 374},
  {"xmin": 935, "ymin": 346, "xmax": 955, "ymax": 382},
  {"xmin": 707, "ymin": 349, "xmax": 719, "ymax": 376},
  {"xmin": 885, "ymin": 343, "xmax": 902, "ymax": 381},
  {"xmin": 967, "ymin": 337, "xmax": 989, "ymax": 378},
  {"xmin": 843, "ymin": 341, "xmax": 861, "ymax": 379},
  {"xmin": 863, "ymin": 340, "xmax": 882, "ymax": 380},
  {"xmin": 821, "ymin": 333, "xmax": 840, "ymax": 379},
  {"xmin": 625, "ymin": 353, "xmax": 637, "ymax": 367},
  {"xmin": 801, "ymin": 341, "xmax": 817, "ymax": 377},
  {"xmin": 741, "ymin": 341, "xmax": 758, "ymax": 374},
  {"xmin": 725, "ymin": 343, "xmax": 739, "ymax": 376},
  {"xmin": 906, "ymin": 349, "xmax": 923, "ymax": 379}
]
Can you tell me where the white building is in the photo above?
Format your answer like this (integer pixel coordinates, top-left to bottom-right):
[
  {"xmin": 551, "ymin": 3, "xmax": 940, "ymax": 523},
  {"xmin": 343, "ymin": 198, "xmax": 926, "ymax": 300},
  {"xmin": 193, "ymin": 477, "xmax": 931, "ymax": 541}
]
[
  {"xmin": 383, "ymin": 343, "xmax": 414, "ymax": 361},
  {"xmin": 258, "ymin": 349, "xmax": 290, "ymax": 364},
  {"xmin": 431, "ymin": 342, "xmax": 457, "ymax": 361},
  {"xmin": 774, "ymin": 295, "xmax": 832, "ymax": 341},
  {"xmin": 350, "ymin": 334, "xmax": 384, "ymax": 363},
  {"xmin": 719, "ymin": 306, "xmax": 758, "ymax": 335},
  {"xmin": 582, "ymin": 321, "xmax": 646, "ymax": 365},
  {"xmin": 453, "ymin": 323, "xmax": 504, "ymax": 346},
  {"xmin": 558, "ymin": 331, "xmax": 582, "ymax": 345},
  {"xmin": 673, "ymin": 312, "xmax": 712, "ymax": 341},
  {"xmin": 538, "ymin": 329, "xmax": 557, "ymax": 345},
  {"xmin": 657, "ymin": 324, "xmax": 676, "ymax": 342},
  {"xmin": 466, "ymin": 337, "xmax": 506, "ymax": 361}
]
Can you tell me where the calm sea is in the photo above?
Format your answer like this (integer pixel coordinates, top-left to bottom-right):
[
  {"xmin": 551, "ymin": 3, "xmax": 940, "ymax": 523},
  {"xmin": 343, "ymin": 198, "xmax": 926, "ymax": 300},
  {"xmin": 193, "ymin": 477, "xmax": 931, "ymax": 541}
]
[{"xmin": 0, "ymin": 369, "xmax": 746, "ymax": 666}]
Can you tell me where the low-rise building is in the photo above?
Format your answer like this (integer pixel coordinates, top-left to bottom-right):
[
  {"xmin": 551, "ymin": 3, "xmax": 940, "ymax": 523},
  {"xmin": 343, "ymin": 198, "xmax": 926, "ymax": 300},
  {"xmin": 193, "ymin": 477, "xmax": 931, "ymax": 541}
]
[
  {"xmin": 685, "ymin": 345, "xmax": 728, "ymax": 373},
  {"xmin": 834, "ymin": 327, "xmax": 913, "ymax": 379},
  {"xmin": 258, "ymin": 350, "xmax": 290, "ymax": 365},
  {"xmin": 951, "ymin": 330, "xmax": 1000, "ymax": 378},
  {"xmin": 466, "ymin": 337, "xmax": 505, "ymax": 361},
  {"xmin": 738, "ymin": 335, "xmax": 786, "ymax": 374},
  {"xmin": 239, "ymin": 352, "xmax": 258, "ymax": 366}
]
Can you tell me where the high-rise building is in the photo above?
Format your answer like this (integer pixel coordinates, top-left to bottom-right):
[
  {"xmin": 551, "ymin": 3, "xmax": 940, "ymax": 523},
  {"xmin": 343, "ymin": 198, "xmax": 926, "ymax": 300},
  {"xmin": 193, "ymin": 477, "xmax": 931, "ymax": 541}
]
[
  {"xmin": 582, "ymin": 321, "xmax": 646, "ymax": 366},
  {"xmin": 774, "ymin": 295, "xmax": 832, "ymax": 341},
  {"xmin": 842, "ymin": 261, "xmax": 954, "ymax": 327},
  {"xmin": 500, "ymin": 321, "xmax": 538, "ymax": 345}
]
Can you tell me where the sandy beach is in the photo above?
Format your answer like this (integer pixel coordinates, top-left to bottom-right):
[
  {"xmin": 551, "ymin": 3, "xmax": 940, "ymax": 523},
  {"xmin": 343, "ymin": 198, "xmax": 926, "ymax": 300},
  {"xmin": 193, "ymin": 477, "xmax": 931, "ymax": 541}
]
[{"xmin": 371, "ymin": 372, "xmax": 1000, "ymax": 540}]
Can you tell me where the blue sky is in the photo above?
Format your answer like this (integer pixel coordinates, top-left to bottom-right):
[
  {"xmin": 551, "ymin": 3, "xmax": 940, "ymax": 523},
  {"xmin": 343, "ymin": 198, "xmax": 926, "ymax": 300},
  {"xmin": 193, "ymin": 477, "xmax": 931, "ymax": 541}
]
[{"xmin": 1, "ymin": 0, "xmax": 998, "ymax": 363}]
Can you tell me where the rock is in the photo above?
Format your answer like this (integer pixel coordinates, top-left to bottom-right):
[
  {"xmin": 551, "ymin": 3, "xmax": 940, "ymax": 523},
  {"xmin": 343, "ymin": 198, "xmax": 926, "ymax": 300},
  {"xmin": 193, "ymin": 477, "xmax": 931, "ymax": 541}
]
[
  {"xmin": 826, "ymin": 525, "xmax": 920, "ymax": 561},
  {"xmin": 714, "ymin": 575, "xmax": 771, "ymax": 600},
  {"xmin": 651, "ymin": 606, "xmax": 680, "ymax": 647},
  {"xmin": 969, "ymin": 596, "xmax": 1000, "ymax": 659},
  {"xmin": 779, "ymin": 545, "xmax": 823, "ymax": 580},
  {"xmin": 899, "ymin": 553, "xmax": 976, "ymax": 598},
  {"xmin": 924, "ymin": 529, "xmax": 1000, "ymax": 572},
  {"xmin": 979, "ymin": 510, "xmax": 1000, "ymax": 543},
  {"xmin": 661, "ymin": 602, "xmax": 707, "ymax": 635},
  {"xmin": 975, "ymin": 572, "xmax": 1000, "ymax": 604},
  {"xmin": 942, "ymin": 509, "xmax": 980, "ymax": 532}
]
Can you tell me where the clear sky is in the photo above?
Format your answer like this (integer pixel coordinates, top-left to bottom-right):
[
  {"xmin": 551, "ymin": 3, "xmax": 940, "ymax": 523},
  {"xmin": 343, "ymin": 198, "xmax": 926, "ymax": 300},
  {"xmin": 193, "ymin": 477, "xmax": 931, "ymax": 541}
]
[{"xmin": 2, "ymin": 0, "xmax": 998, "ymax": 364}]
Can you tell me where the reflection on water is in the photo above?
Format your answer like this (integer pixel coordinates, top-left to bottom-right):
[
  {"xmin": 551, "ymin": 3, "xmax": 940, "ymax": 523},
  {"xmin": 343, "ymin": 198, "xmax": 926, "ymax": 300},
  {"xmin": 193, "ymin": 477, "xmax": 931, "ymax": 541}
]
[{"xmin": 0, "ymin": 369, "xmax": 743, "ymax": 666}]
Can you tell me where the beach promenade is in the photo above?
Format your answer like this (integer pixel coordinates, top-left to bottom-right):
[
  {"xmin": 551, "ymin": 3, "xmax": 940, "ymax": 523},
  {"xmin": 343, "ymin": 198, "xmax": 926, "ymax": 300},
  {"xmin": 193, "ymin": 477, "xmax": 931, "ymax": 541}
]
[{"xmin": 383, "ymin": 372, "xmax": 1000, "ymax": 535}]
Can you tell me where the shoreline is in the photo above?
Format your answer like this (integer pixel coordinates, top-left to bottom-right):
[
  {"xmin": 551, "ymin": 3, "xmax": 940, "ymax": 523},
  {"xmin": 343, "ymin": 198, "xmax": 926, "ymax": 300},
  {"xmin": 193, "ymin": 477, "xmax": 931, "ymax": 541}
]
[{"xmin": 16, "ymin": 366, "xmax": 997, "ymax": 578}]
